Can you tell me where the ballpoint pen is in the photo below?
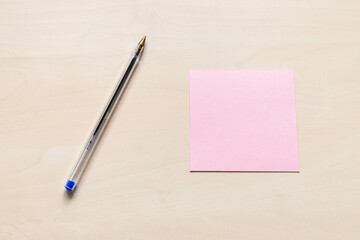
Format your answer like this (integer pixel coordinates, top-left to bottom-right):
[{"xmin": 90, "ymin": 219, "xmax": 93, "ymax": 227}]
[{"xmin": 65, "ymin": 36, "xmax": 146, "ymax": 191}]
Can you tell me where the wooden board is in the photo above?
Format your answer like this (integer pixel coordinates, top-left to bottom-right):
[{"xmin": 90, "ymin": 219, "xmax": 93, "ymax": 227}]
[{"xmin": 0, "ymin": 0, "xmax": 359, "ymax": 239}]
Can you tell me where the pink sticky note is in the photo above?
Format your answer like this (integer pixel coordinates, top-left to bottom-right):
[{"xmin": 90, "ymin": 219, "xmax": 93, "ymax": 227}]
[{"xmin": 190, "ymin": 69, "xmax": 299, "ymax": 171}]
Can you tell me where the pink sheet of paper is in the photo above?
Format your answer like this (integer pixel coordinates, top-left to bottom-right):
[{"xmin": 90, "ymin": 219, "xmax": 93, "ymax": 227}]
[{"xmin": 190, "ymin": 69, "xmax": 299, "ymax": 171}]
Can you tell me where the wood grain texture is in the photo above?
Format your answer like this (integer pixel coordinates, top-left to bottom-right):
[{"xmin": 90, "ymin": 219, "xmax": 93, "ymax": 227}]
[{"xmin": 1, "ymin": 0, "xmax": 360, "ymax": 239}]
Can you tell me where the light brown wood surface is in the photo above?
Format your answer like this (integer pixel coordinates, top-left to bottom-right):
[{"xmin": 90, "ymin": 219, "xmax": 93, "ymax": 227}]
[{"xmin": 1, "ymin": 0, "xmax": 360, "ymax": 239}]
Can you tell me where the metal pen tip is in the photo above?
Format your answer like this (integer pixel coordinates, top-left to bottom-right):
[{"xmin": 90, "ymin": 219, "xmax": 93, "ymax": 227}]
[{"xmin": 139, "ymin": 36, "xmax": 146, "ymax": 46}]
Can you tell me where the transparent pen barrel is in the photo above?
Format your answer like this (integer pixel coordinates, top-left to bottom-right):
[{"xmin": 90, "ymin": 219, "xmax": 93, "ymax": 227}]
[{"xmin": 65, "ymin": 53, "xmax": 139, "ymax": 190}]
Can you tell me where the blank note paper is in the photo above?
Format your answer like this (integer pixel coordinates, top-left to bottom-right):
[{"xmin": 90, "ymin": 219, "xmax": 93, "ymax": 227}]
[{"xmin": 190, "ymin": 70, "xmax": 299, "ymax": 171}]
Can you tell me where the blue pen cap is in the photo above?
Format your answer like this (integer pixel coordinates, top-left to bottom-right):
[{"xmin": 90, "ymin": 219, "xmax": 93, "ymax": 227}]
[{"xmin": 65, "ymin": 180, "xmax": 76, "ymax": 191}]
